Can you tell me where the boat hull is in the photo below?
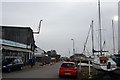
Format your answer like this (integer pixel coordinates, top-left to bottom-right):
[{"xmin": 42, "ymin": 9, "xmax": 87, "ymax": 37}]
[
  {"xmin": 92, "ymin": 57, "xmax": 117, "ymax": 71},
  {"xmin": 92, "ymin": 62, "xmax": 117, "ymax": 71}
]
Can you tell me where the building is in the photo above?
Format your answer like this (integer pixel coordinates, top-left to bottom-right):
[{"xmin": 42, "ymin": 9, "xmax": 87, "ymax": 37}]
[
  {"xmin": 34, "ymin": 47, "xmax": 51, "ymax": 65},
  {"xmin": 70, "ymin": 53, "xmax": 87, "ymax": 63},
  {"xmin": 34, "ymin": 47, "xmax": 45, "ymax": 57},
  {"xmin": 0, "ymin": 25, "xmax": 36, "ymax": 65}
]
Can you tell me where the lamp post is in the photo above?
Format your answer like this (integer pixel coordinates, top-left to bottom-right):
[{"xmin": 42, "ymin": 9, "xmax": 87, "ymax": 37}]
[{"xmin": 71, "ymin": 39, "xmax": 75, "ymax": 55}]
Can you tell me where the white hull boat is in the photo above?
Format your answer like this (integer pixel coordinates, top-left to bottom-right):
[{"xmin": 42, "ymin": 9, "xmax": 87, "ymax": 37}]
[{"xmin": 92, "ymin": 56, "xmax": 117, "ymax": 71}]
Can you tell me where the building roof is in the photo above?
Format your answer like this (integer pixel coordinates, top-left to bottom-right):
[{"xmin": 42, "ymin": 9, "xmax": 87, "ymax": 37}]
[{"xmin": 1, "ymin": 25, "xmax": 31, "ymax": 28}]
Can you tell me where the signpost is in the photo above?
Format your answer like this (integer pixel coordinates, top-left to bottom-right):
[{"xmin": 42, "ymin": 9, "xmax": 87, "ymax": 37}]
[{"xmin": 87, "ymin": 57, "xmax": 92, "ymax": 79}]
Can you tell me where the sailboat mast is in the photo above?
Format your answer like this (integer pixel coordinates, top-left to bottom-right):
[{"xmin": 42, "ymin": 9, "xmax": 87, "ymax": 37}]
[
  {"xmin": 91, "ymin": 20, "xmax": 94, "ymax": 56},
  {"xmin": 98, "ymin": 0, "xmax": 102, "ymax": 55},
  {"xmin": 112, "ymin": 20, "xmax": 115, "ymax": 53}
]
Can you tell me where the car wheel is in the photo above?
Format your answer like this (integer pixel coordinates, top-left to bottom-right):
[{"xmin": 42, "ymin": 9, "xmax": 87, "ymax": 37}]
[
  {"xmin": 19, "ymin": 66, "xmax": 23, "ymax": 70},
  {"xmin": 59, "ymin": 75, "xmax": 62, "ymax": 78},
  {"xmin": 8, "ymin": 68, "xmax": 11, "ymax": 72},
  {"xmin": 74, "ymin": 75, "xmax": 77, "ymax": 78}
]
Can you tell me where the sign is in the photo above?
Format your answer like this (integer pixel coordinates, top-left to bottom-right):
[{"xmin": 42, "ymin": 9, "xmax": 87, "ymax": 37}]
[{"xmin": 0, "ymin": 39, "xmax": 31, "ymax": 49}]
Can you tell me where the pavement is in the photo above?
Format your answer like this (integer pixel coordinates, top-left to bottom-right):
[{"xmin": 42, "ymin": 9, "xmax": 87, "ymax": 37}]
[
  {"xmin": 78, "ymin": 63, "xmax": 92, "ymax": 67},
  {"xmin": 22, "ymin": 62, "xmax": 51, "ymax": 70}
]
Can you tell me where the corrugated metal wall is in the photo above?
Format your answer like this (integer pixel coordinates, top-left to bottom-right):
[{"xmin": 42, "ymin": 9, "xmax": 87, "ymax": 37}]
[{"xmin": 1, "ymin": 26, "xmax": 36, "ymax": 51}]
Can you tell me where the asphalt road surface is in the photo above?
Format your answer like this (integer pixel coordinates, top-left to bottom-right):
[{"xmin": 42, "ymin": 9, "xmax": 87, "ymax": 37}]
[
  {"xmin": 2, "ymin": 62, "xmax": 63, "ymax": 78},
  {"xmin": 2, "ymin": 61, "xmax": 120, "ymax": 80}
]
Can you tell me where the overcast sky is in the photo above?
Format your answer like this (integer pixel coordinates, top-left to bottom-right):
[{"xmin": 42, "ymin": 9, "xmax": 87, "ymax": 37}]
[{"xmin": 1, "ymin": 0, "xmax": 119, "ymax": 57}]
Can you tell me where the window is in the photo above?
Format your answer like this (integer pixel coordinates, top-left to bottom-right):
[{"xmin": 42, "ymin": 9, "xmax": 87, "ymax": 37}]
[{"xmin": 61, "ymin": 63, "xmax": 75, "ymax": 68}]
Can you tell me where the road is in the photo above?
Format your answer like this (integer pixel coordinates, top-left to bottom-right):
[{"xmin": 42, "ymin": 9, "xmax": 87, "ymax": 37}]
[
  {"xmin": 2, "ymin": 61, "xmax": 120, "ymax": 80},
  {"xmin": 2, "ymin": 62, "xmax": 62, "ymax": 78}
]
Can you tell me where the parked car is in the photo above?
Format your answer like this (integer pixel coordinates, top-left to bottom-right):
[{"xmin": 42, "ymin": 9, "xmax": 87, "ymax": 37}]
[
  {"xmin": 50, "ymin": 58, "xmax": 56, "ymax": 65},
  {"xmin": 2, "ymin": 58, "xmax": 23, "ymax": 72},
  {"xmin": 59, "ymin": 62, "xmax": 78, "ymax": 78}
]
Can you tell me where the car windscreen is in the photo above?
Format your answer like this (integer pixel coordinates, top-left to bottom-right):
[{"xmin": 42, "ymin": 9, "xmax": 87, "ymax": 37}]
[
  {"xmin": 114, "ymin": 55, "xmax": 120, "ymax": 60},
  {"xmin": 2, "ymin": 58, "xmax": 15, "ymax": 65},
  {"xmin": 61, "ymin": 63, "xmax": 75, "ymax": 68}
]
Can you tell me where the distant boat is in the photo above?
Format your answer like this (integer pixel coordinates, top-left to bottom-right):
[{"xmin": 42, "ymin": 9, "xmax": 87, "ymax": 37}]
[{"xmin": 91, "ymin": 0, "xmax": 117, "ymax": 71}]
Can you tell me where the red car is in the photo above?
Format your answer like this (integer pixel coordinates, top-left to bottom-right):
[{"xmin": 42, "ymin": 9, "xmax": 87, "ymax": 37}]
[{"xmin": 59, "ymin": 62, "xmax": 78, "ymax": 78}]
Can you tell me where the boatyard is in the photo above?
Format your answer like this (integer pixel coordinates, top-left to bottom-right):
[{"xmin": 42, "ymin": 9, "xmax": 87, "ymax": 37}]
[{"xmin": 1, "ymin": 0, "xmax": 120, "ymax": 80}]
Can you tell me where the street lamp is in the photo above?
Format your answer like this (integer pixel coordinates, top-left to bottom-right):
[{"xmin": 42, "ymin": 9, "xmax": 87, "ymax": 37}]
[{"xmin": 71, "ymin": 39, "xmax": 75, "ymax": 55}]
